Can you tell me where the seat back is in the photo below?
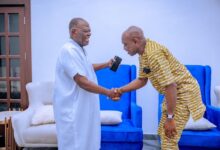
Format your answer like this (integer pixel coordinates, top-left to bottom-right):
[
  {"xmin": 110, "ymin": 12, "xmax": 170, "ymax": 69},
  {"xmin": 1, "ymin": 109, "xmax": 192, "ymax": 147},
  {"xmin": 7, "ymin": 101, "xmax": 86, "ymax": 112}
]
[
  {"xmin": 186, "ymin": 65, "xmax": 211, "ymax": 106},
  {"xmin": 26, "ymin": 81, "xmax": 54, "ymax": 107},
  {"xmin": 96, "ymin": 65, "xmax": 136, "ymax": 119},
  {"xmin": 158, "ymin": 65, "xmax": 211, "ymax": 120}
]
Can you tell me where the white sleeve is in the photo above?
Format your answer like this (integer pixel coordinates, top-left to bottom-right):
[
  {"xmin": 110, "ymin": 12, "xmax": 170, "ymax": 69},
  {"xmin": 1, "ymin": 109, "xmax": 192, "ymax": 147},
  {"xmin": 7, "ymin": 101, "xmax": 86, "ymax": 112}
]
[{"xmin": 59, "ymin": 48, "xmax": 86, "ymax": 79}]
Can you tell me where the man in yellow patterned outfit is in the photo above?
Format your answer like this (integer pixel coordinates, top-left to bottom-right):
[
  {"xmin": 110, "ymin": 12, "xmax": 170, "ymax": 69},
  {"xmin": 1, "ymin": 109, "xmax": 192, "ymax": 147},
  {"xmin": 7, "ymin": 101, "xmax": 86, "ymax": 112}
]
[{"xmin": 117, "ymin": 26, "xmax": 206, "ymax": 150}]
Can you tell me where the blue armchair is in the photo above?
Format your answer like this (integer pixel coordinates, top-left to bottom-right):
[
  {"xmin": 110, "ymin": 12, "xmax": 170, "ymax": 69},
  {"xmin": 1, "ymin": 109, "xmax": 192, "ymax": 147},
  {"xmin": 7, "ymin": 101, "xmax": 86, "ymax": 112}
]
[
  {"xmin": 158, "ymin": 65, "xmax": 220, "ymax": 150},
  {"xmin": 96, "ymin": 65, "xmax": 143, "ymax": 150}
]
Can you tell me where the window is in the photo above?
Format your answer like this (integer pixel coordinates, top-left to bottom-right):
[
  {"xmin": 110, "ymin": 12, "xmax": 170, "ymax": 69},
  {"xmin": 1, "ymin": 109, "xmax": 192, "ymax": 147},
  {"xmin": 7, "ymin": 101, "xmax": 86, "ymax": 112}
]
[{"xmin": 0, "ymin": 0, "xmax": 31, "ymax": 110}]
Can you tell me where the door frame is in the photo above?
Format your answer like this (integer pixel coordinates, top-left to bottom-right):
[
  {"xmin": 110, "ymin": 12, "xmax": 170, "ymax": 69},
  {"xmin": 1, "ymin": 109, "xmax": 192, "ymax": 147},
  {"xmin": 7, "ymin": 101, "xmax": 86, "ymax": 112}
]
[{"xmin": 0, "ymin": 0, "xmax": 31, "ymax": 109}]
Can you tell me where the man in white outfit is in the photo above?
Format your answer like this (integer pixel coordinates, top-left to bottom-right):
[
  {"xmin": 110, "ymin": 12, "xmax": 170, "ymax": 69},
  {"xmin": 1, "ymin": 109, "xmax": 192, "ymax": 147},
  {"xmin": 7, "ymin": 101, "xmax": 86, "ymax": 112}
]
[{"xmin": 53, "ymin": 18, "xmax": 118, "ymax": 150}]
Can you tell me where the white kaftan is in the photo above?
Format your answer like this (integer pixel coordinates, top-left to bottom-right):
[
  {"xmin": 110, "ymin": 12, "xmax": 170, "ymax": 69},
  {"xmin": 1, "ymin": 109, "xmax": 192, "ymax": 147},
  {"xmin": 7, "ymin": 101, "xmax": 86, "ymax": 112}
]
[{"xmin": 53, "ymin": 39, "xmax": 100, "ymax": 150}]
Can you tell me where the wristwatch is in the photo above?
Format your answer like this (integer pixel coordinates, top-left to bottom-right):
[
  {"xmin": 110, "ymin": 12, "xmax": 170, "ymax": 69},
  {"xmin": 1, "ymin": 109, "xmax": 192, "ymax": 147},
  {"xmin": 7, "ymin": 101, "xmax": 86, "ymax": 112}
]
[{"xmin": 167, "ymin": 114, "xmax": 174, "ymax": 119}]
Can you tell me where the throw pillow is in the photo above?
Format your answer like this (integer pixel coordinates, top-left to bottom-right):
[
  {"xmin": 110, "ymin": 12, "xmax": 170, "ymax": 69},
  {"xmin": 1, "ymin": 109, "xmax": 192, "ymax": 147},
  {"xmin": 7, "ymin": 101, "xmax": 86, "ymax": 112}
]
[
  {"xmin": 184, "ymin": 116, "xmax": 216, "ymax": 130},
  {"xmin": 31, "ymin": 105, "xmax": 55, "ymax": 126},
  {"xmin": 100, "ymin": 110, "xmax": 122, "ymax": 125}
]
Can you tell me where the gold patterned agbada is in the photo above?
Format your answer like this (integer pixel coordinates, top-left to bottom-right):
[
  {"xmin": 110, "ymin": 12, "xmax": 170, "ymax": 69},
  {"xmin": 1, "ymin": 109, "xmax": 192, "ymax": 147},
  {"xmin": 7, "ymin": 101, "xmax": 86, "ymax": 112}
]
[{"xmin": 139, "ymin": 39, "xmax": 206, "ymax": 150}]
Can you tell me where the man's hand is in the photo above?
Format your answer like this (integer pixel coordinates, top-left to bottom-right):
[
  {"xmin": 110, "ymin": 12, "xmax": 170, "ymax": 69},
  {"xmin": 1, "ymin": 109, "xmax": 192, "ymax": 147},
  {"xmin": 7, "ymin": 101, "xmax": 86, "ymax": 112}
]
[
  {"xmin": 92, "ymin": 58, "xmax": 114, "ymax": 71},
  {"xmin": 107, "ymin": 59, "xmax": 114, "ymax": 67},
  {"xmin": 164, "ymin": 119, "xmax": 177, "ymax": 139},
  {"xmin": 106, "ymin": 88, "xmax": 122, "ymax": 101},
  {"xmin": 112, "ymin": 88, "xmax": 122, "ymax": 101}
]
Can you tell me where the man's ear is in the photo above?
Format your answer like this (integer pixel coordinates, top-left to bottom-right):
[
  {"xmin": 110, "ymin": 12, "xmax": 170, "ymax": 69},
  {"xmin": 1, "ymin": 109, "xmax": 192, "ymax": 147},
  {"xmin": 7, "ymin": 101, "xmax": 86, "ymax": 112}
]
[
  {"xmin": 71, "ymin": 28, "xmax": 77, "ymax": 35},
  {"xmin": 132, "ymin": 37, "xmax": 139, "ymax": 44}
]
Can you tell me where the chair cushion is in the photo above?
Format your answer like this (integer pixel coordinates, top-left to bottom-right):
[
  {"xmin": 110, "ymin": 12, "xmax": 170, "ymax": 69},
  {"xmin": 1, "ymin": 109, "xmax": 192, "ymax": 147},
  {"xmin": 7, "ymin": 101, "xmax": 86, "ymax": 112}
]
[
  {"xmin": 180, "ymin": 128, "xmax": 220, "ymax": 148},
  {"xmin": 184, "ymin": 116, "xmax": 216, "ymax": 130},
  {"xmin": 31, "ymin": 105, "xmax": 55, "ymax": 126},
  {"xmin": 101, "ymin": 119, "xmax": 143, "ymax": 142},
  {"xmin": 31, "ymin": 104, "xmax": 123, "ymax": 126},
  {"xmin": 100, "ymin": 110, "xmax": 122, "ymax": 125},
  {"xmin": 23, "ymin": 124, "xmax": 57, "ymax": 144}
]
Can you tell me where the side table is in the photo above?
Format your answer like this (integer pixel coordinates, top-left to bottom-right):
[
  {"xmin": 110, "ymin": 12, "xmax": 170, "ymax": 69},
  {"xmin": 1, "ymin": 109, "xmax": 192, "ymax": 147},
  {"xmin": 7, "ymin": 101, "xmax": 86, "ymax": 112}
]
[{"xmin": 0, "ymin": 111, "xmax": 20, "ymax": 150}]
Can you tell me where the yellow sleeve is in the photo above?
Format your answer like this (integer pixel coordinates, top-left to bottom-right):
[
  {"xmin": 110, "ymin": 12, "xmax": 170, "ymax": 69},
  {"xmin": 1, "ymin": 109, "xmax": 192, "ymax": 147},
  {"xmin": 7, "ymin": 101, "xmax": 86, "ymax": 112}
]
[{"xmin": 148, "ymin": 50, "xmax": 175, "ymax": 87}]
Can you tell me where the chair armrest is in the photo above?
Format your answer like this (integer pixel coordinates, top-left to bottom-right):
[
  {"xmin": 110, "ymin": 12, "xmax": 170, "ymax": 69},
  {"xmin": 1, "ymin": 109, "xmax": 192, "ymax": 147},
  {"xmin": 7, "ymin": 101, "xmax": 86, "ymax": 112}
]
[
  {"xmin": 206, "ymin": 105, "xmax": 220, "ymax": 130},
  {"xmin": 131, "ymin": 102, "xmax": 142, "ymax": 128},
  {"xmin": 12, "ymin": 107, "xmax": 34, "ymax": 147}
]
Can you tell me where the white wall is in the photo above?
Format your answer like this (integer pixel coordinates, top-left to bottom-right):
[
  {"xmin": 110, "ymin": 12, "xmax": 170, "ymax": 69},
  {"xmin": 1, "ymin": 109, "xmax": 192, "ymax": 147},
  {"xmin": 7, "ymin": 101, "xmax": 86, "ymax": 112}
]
[{"xmin": 31, "ymin": 0, "xmax": 220, "ymax": 134}]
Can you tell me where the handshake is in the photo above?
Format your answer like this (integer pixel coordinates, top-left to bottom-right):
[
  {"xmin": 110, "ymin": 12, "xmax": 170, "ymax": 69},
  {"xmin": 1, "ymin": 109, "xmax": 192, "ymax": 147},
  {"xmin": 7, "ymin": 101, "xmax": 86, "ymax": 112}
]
[{"xmin": 106, "ymin": 88, "xmax": 123, "ymax": 101}]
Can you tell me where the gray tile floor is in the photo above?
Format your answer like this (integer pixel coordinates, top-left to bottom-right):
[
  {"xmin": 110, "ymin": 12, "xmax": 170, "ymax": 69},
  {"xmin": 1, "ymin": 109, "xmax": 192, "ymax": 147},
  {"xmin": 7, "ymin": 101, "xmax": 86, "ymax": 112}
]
[{"xmin": 143, "ymin": 139, "xmax": 161, "ymax": 150}]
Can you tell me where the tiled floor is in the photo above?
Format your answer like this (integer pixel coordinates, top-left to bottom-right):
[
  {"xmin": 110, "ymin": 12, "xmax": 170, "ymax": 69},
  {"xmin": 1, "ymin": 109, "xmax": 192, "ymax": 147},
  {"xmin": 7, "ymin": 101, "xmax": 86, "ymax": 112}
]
[{"xmin": 143, "ymin": 139, "xmax": 161, "ymax": 150}]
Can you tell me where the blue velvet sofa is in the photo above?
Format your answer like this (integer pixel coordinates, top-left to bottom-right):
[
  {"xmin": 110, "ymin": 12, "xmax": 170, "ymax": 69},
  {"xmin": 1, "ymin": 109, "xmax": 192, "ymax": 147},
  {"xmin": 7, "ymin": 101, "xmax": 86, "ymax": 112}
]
[
  {"xmin": 158, "ymin": 65, "xmax": 220, "ymax": 150},
  {"xmin": 96, "ymin": 65, "xmax": 143, "ymax": 150}
]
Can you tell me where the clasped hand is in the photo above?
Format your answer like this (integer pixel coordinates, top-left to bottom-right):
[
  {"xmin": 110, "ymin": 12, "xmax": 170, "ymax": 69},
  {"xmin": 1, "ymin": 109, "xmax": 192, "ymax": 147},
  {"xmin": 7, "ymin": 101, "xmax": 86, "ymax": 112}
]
[{"xmin": 107, "ymin": 88, "xmax": 122, "ymax": 101}]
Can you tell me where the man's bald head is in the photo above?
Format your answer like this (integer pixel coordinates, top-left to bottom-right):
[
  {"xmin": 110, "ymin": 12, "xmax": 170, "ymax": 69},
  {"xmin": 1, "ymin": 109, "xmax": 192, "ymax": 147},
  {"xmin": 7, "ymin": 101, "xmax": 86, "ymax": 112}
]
[
  {"xmin": 121, "ymin": 26, "xmax": 146, "ymax": 56},
  {"xmin": 69, "ymin": 18, "xmax": 91, "ymax": 47},
  {"xmin": 122, "ymin": 26, "xmax": 145, "ymax": 40},
  {"xmin": 69, "ymin": 18, "xmax": 88, "ymax": 32}
]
